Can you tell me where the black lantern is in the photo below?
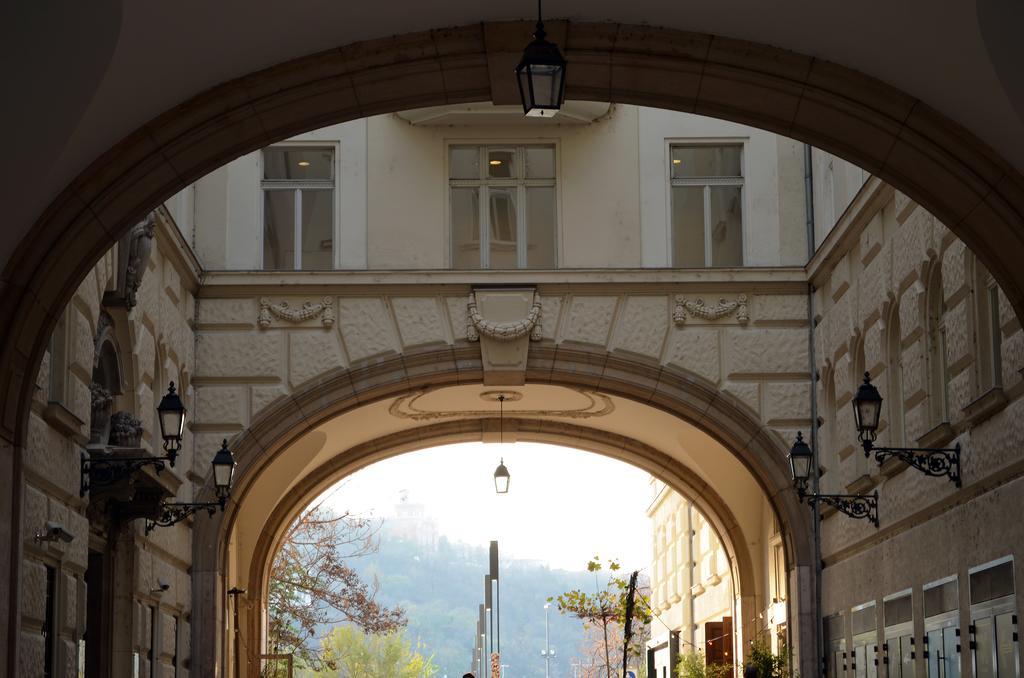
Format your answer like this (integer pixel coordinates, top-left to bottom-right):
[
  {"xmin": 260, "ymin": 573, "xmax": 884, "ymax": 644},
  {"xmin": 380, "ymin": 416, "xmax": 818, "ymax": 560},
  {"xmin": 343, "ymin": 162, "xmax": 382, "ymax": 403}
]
[
  {"xmin": 211, "ymin": 439, "xmax": 236, "ymax": 503},
  {"xmin": 156, "ymin": 381, "xmax": 187, "ymax": 463},
  {"xmin": 515, "ymin": 0, "xmax": 567, "ymax": 117},
  {"xmin": 853, "ymin": 372, "xmax": 883, "ymax": 454},
  {"xmin": 788, "ymin": 431, "xmax": 813, "ymax": 495},
  {"xmin": 493, "ymin": 459, "xmax": 510, "ymax": 494}
]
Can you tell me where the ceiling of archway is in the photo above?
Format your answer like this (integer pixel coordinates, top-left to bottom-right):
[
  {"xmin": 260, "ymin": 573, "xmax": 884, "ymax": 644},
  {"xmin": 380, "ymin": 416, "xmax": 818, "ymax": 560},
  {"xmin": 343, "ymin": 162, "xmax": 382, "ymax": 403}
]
[{"xmin": 3, "ymin": 1, "xmax": 1022, "ymax": 267}]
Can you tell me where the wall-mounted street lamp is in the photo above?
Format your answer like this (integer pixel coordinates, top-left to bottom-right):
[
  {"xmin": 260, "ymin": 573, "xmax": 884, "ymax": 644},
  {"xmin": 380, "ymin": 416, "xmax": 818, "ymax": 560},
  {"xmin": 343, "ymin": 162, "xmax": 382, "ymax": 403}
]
[
  {"xmin": 789, "ymin": 432, "xmax": 879, "ymax": 527},
  {"xmin": 145, "ymin": 439, "xmax": 236, "ymax": 533},
  {"xmin": 853, "ymin": 373, "xmax": 961, "ymax": 486},
  {"xmin": 80, "ymin": 381, "xmax": 187, "ymax": 496},
  {"xmin": 515, "ymin": 0, "xmax": 567, "ymax": 117}
]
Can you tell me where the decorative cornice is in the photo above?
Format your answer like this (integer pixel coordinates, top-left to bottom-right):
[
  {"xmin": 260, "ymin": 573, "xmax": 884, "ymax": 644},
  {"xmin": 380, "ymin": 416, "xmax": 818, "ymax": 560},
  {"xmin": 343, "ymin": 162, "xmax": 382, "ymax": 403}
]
[
  {"xmin": 258, "ymin": 297, "xmax": 335, "ymax": 328},
  {"xmin": 466, "ymin": 294, "xmax": 542, "ymax": 342},
  {"xmin": 673, "ymin": 294, "xmax": 749, "ymax": 326},
  {"xmin": 388, "ymin": 388, "xmax": 614, "ymax": 421}
]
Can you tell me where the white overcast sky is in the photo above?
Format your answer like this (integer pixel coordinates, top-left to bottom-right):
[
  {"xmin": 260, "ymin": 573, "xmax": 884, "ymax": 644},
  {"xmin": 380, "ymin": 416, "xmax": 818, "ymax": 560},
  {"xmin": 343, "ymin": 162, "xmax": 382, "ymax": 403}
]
[{"xmin": 320, "ymin": 442, "xmax": 655, "ymax": 572}]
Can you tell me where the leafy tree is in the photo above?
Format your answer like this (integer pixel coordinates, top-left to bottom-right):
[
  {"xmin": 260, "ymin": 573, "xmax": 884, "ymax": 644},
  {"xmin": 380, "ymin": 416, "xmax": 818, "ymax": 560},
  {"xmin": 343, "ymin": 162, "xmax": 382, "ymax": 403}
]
[
  {"xmin": 317, "ymin": 626, "xmax": 438, "ymax": 678},
  {"xmin": 744, "ymin": 639, "xmax": 790, "ymax": 678},
  {"xmin": 550, "ymin": 557, "xmax": 652, "ymax": 677},
  {"xmin": 267, "ymin": 501, "xmax": 406, "ymax": 669}
]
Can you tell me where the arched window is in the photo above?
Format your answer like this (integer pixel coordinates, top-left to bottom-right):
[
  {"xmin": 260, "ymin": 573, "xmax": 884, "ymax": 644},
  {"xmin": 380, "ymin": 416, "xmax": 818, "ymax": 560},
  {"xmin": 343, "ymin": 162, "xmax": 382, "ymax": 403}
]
[
  {"xmin": 926, "ymin": 264, "xmax": 949, "ymax": 425},
  {"xmin": 821, "ymin": 366, "xmax": 838, "ymax": 494},
  {"xmin": 974, "ymin": 259, "xmax": 1003, "ymax": 393},
  {"xmin": 886, "ymin": 304, "xmax": 905, "ymax": 446}
]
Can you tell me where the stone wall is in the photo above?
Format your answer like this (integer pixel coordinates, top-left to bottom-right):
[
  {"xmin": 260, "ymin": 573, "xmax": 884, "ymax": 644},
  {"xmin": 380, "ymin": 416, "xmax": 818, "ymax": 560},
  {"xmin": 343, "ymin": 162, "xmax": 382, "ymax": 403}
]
[
  {"xmin": 811, "ymin": 179, "xmax": 1024, "ymax": 675},
  {"xmin": 24, "ymin": 211, "xmax": 199, "ymax": 678}
]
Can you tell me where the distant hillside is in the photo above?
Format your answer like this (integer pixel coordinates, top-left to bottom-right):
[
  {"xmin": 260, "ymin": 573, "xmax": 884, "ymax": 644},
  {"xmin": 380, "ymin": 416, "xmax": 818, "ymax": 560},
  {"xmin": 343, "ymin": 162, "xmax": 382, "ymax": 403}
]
[{"xmin": 349, "ymin": 535, "xmax": 613, "ymax": 678}]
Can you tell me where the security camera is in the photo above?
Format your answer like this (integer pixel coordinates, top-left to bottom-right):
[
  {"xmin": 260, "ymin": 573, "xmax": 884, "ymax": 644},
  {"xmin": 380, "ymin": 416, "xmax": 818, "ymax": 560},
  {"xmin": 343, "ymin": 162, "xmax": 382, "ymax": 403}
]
[
  {"xmin": 152, "ymin": 580, "xmax": 170, "ymax": 594},
  {"xmin": 35, "ymin": 522, "xmax": 74, "ymax": 544}
]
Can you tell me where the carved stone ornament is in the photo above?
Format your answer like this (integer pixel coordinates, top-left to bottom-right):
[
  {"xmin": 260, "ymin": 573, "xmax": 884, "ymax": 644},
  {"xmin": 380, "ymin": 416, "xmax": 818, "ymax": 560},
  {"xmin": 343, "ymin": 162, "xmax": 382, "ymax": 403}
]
[
  {"xmin": 109, "ymin": 411, "xmax": 144, "ymax": 448},
  {"xmin": 258, "ymin": 297, "xmax": 335, "ymax": 328},
  {"xmin": 89, "ymin": 384, "xmax": 114, "ymax": 446},
  {"xmin": 123, "ymin": 213, "xmax": 157, "ymax": 310},
  {"xmin": 673, "ymin": 294, "xmax": 749, "ymax": 326},
  {"xmin": 390, "ymin": 388, "xmax": 614, "ymax": 421},
  {"xmin": 466, "ymin": 294, "xmax": 542, "ymax": 342}
]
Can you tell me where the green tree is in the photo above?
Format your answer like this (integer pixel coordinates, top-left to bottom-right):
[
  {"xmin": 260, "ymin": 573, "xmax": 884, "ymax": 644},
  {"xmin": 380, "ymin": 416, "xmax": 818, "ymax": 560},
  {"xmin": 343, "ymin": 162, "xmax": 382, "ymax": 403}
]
[
  {"xmin": 318, "ymin": 626, "xmax": 438, "ymax": 677},
  {"xmin": 550, "ymin": 557, "xmax": 652, "ymax": 677},
  {"xmin": 677, "ymin": 651, "xmax": 731, "ymax": 678},
  {"xmin": 743, "ymin": 640, "xmax": 790, "ymax": 678}
]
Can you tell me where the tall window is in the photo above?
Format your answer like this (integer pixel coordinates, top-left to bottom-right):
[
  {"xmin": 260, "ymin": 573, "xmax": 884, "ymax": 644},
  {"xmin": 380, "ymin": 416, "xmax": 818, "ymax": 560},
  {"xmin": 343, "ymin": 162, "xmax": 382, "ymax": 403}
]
[
  {"xmin": 887, "ymin": 305, "xmax": 906, "ymax": 446},
  {"xmin": 975, "ymin": 263, "xmax": 1003, "ymax": 393},
  {"xmin": 261, "ymin": 146, "xmax": 335, "ymax": 270},
  {"xmin": 449, "ymin": 145, "xmax": 557, "ymax": 269},
  {"xmin": 927, "ymin": 266, "xmax": 950, "ymax": 425},
  {"xmin": 669, "ymin": 144, "xmax": 744, "ymax": 267}
]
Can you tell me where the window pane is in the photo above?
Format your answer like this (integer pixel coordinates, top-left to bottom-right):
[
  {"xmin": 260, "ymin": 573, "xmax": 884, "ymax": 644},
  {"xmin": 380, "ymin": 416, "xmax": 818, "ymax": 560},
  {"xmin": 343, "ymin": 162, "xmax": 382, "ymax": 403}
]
[
  {"xmin": 975, "ymin": 616, "xmax": 995, "ymax": 678},
  {"xmin": 450, "ymin": 146, "xmax": 480, "ymax": 180},
  {"xmin": 994, "ymin": 612, "xmax": 1016, "ymax": 678},
  {"xmin": 899, "ymin": 635, "xmax": 915, "ymax": 678},
  {"xmin": 263, "ymin": 190, "xmax": 295, "ymax": 270},
  {"xmin": 451, "ymin": 188, "xmax": 480, "ymax": 269},
  {"xmin": 526, "ymin": 186, "xmax": 556, "ymax": 269},
  {"xmin": 488, "ymin": 187, "xmax": 518, "ymax": 269},
  {"xmin": 970, "ymin": 561, "xmax": 1015, "ymax": 605},
  {"xmin": 885, "ymin": 595, "xmax": 914, "ymax": 626},
  {"xmin": 709, "ymin": 186, "xmax": 743, "ymax": 266},
  {"xmin": 488, "ymin": 149, "xmax": 516, "ymax": 179},
  {"xmin": 855, "ymin": 644, "xmax": 867, "ymax": 678},
  {"xmin": 925, "ymin": 581, "xmax": 959, "ymax": 617},
  {"xmin": 927, "ymin": 630, "xmax": 942, "ymax": 677},
  {"xmin": 263, "ymin": 147, "xmax": 333, "ymax": 181},
  {"xmin": 525, "ymin": 146, "xmax": 555, "ymax": 178},
  {"xmin": 989, "ymin": 287, "xmax": 1003, "ymax": 386},
  {"xmin": 671, "ymin": 186, "xmax": 705, "ymax": 267},
  {"xmin": 942, "ymin": 627, "xmax": 961, "ymax": 678},
  {"xmin": 300, "ymin": 189, "xmax": 333, "ymax": 270},
  {"xmin": 671, "ymin": 145, "xmax": 742, "ymax": 178}
]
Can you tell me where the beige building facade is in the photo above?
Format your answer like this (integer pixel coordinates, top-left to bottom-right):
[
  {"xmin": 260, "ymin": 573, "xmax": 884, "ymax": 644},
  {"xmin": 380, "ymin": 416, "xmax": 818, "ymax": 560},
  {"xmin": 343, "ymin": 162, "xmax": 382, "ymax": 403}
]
[{"xmin": 10, "ymin": 99, "xmax": 1023, "ymax": 678}]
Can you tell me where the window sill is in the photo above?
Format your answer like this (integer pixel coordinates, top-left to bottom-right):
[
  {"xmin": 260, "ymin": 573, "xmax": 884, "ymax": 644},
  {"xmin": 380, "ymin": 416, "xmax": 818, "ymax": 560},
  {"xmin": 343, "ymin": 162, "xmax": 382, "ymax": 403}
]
[
  {"xmin": 42, "ymin": 402, "xmax": 86, "ymax": 444},
  {"xmin": 961, "ymin": 387, "xmax": 1007, "ymax": 427},
  {"xmin": 917, "ymin": 422, "xmax": 954, "ymax": 449}
]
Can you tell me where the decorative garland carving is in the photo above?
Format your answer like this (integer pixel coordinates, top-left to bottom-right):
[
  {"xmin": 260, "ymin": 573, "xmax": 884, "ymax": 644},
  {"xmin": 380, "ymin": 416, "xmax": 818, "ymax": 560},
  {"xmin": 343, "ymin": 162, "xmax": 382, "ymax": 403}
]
[
  {"xmin": 466, "ymin": 294, "xmax": 542, "ymax": 342},
  {"xmin": 389, "ymin": 388, "xmax": 614, "ymax": 421},
  {"xmin": 258, "ymin": 297, "xmax": 335, "ymax": 328},
  {"xmin": 123, "ymin": 213, "xmax": 157, "ymax": 310},
  {"xmin": 673, "ymin": 294, "xmax": 749, "ymax": 326}
]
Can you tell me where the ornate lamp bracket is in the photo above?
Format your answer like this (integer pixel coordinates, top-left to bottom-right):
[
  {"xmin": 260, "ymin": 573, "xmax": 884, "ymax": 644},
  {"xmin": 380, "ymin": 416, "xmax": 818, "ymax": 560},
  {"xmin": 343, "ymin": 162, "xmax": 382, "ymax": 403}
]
[
  {"xmin": 145, "ymin": 498, "xmax": 226, "ymax": 534},
  {"xmin": 864, "ymin": 441, "xmax": 962, "ymax": 487},
  {"xmin": 801, "ymin": 489, "xmax": 879, "ymax": 528},
  {"xmin": 80, "ymin": 451, "xmax": 166, "ymax": 497}
]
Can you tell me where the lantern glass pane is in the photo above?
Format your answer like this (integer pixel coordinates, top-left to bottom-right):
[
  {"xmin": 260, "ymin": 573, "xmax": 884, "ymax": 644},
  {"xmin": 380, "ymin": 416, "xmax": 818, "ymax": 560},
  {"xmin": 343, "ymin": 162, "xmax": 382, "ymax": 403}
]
[
  {"xmin": 856, "ymin": 399, "xmax": 881, "ymax": 431},
  {"xmin": 790, "ymin": 453, "xmax": 811, "ymax": 481},
  {"xmin": 159, "ymin": 409, "xmax": 184, "ymax": 440},
  {"xmin": 213, "ymin": 461, "xmax": 234, "ymax": 490},
  {"xmin": 529, "ymin": 64, "xmax": 560, "ymax": 108},
  {"xmin": 494, "ymin": 473, "xmax": 510, "ymax": 494}
]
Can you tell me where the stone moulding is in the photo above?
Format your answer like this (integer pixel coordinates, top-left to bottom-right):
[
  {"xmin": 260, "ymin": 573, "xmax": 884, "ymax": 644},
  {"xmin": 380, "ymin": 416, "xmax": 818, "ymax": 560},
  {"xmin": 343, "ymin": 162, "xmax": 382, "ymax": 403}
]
[
  {"xmin": 258, "ymin": 297, "xmax": 335, "ymax": 328},
  {"xmin": 673, "ymin": 294, "xmax": 749, "ymax": 326},
  {"xmin": 389, "ymin": 388, "xmax": 615, "ymax": 421},
  {"xmin": 466, "ymin": 294, "xmax": 542, "ymax": 342}
]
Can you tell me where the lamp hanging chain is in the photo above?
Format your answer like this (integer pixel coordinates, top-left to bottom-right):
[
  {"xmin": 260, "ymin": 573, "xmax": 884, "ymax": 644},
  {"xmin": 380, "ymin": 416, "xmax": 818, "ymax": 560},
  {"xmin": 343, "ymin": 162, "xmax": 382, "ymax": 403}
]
[
  {"xmin": 498, "ymin": 394, "xmax": 505, "ymax": 444},
  {"xmin": 535, "ymin": 0, "xmax": 546, "ymax": 40}
]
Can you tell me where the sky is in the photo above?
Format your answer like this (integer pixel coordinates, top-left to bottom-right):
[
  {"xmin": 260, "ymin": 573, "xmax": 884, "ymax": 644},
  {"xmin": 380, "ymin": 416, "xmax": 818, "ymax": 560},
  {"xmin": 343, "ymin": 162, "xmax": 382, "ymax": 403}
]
[{"xmin": 319, "ymin": 442, "xmax": 656, "ymax": 572}]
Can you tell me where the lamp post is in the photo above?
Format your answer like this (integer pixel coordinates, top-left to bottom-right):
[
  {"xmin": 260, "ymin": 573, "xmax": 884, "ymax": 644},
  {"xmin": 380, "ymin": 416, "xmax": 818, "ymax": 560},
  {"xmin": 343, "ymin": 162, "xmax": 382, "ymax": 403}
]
[
  {"xmin": 541, "ymin": 602, "xmax": 556, "ymax": 678},
  {"xmin": 789, "ymin": 432, "xmax": 879, "ymax": 527},
  {"xmin": 145, "ymin": 439, "xmax": 237, "ymax": 533},
  {"xmin": 852, "ymin": 372, "xmax": 962, "ymax": 486},
  {"xmin": 515, "ymin": 0, "xmax": 567, "ymax": 117}
]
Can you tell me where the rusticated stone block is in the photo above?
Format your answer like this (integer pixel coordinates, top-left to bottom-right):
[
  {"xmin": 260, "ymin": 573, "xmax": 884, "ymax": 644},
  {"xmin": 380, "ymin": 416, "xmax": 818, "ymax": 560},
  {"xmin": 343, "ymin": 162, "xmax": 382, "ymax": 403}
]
[
  {"xmin": 946, "ymin": 368, "xmax": 973, "ymax": 422},
  {"xmin": 391, "ymin": 297, "xmax": 448, "ymax": 348},
  {"xmin": 610, "ymin": 296, "xmax": 668, "ymax": 359},
  {"xmin": 723, "ymin": 381, "xmax": 759, "ymax": 416},
  {"xmin": 863, "ymin": 320, "xmax": 884, "ymax": 376},
  {"xmin": 894, "ymin": 191, "xmax": 916, "ymax": 224},
  {"xmin": 289, "ymin": 331, "xmax": 346, "ymax": 387},
  {"xmin": 904, "ymin": 400, "xmax": 929, "ymax": 443},
  {"xmin": 859, "ymin": 211, "xmax": 883, "ymax": 266},
  {"xmin": 725, "ymin": 328, "xmax": 808, "ymax": 377},
  {"xmin": 62, "ymin": 572, "xmax": 77, "ymax": 632},
  {"xmin": 23, "ymin": 484, "xmax": 46, "ymax": 541},
  {"xmin": 163, "ymin": 259, "xmax": 182, "ymax": 303},
  {"xmin": 664, "ymin": 328, "xmax": 720, "ymax": 384},
  {"xmin": 1000, "ymin": 329, "xmax": 1024, "ymax": 388},
  {"xmin": 194, "ymin": 386, "xmax": 247, "ymax": 426},
  {"xmin": 445, "ymin": 296, "xmax": 470, "ymax": 342},
  {"xmin": 765, "ymin": 382, "xmax": 811, "ymax": 423},
  {"xmin": 18, "ymin": 632, "xmax": 44, "ymax": 678},
  {"xmin": 560, "ymin": 296, "xmax": 617, "ymax": 346},
  {"xmin": 161, "ymin": 611, "xmax": 178, "ymax": 654},
  {"xmin": 834, "ymin": 352, "xmax": 853, "ymax": 404},
  {"xmin": 196, "ymin": 298, "xmax": 257, "ymax": 328},
  {"xmin": 891, "ymin": 209, "xmax": 933, "ymax": 290},
  {"xmin": 25, "ymin": 414, "xmax": 79, "ymax": 496},
  {"xmin": 750, "ymin": 295, "xmax": 807, "ymax": 323},
  {"xmin": 23, "ymin": 559, "xmax": 46, "ymax": 623},
  {"xmin": 858, "ymin": 242, "xmax": 890, "ymax": 327},
  {"xmin": 538, "ymin": 295, "xmax": 563, "ymax": 341},
  {"xmin": 900, "ymin": 338, "xmax": 927, "ymax": 402},
  {"xmin": 66, "ymin": 510, "xmax": 88, "ymax": 570},
  {"xmin": 69, "ymin": 307, "xmax": 94, "ymax": 379},
  {"xmin": 831, "ymin": 255, "xmax": 851, "ymax": 302},
  {"xmin": 196, "ymin": 332, "xmax": 284, "ymax": 378},
  {"xmin": 67, "ymin": 373, "xmax": 91, "ymax": 428},
  {"xmin": 251, "ymin": 385, "xmax": 289, "ymax": 418},
  {"xmin": 136, "ymin": 325, "xmax": 156, "ymax": 382},
  {"xmin": 337, "ymin": 298, "xmax": 399, "ymax": 362},
  {"xmin": 898, "ymin": 284, "xmax": 925, "ymax": 343}
]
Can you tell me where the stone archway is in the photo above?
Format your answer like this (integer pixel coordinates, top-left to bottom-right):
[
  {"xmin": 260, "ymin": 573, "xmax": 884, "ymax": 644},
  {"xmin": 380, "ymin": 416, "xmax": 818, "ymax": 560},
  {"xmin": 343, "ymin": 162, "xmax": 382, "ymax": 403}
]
[
  {"xmin": 6, "ymin": 19, "xmax": 1020, "ymax": 672},
  {"xmin": 191, "ymin": 345, "xmax": 817, "ymax": 676}
]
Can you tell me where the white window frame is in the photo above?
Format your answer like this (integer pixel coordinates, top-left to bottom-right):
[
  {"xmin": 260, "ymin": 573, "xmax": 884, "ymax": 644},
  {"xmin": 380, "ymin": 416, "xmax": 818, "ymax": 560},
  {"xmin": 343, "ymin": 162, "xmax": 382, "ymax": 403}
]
[
  {"xmin": 666, "ymin": 140, "xmax": 746, "ymax": 267},
  {"xmin": 445, "ymin": 141, "xmax": 560, "ymax": 270},
  {"xmin": 258, "ymin": 143, "xmax": 341, "ymax": 271}
]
